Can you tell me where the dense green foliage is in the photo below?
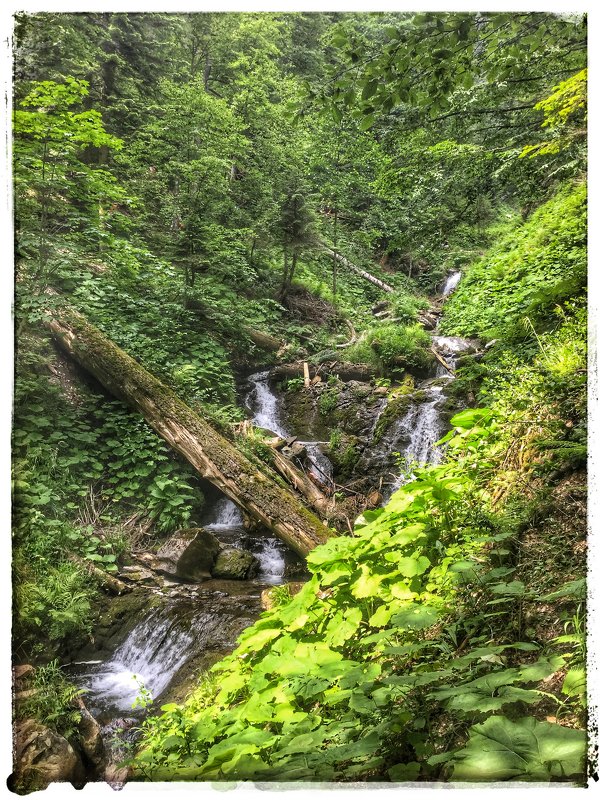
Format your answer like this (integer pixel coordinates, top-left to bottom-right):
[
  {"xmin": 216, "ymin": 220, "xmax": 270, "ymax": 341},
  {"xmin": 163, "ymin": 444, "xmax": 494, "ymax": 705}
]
[
  {"xmin": 134, "ymin": 407, "xmax": 586, "ymax": 781},
  {"xmin": 12, "ymin": 9, "xmax": 587, "ymax": 787},
  {"xmin": 132, "ymin": 177, "xmax": 587, "ymax": 781},
  {"xmin": 441, "ymin": 182, "xmax": 587, "ymax": 341}
]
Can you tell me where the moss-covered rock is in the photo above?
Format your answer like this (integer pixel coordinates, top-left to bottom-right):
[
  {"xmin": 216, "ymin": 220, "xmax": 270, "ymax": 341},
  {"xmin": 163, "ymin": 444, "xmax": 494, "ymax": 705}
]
[{"xmin": 212, "ymin": 548, "xmax": 260, "ymax": 580}]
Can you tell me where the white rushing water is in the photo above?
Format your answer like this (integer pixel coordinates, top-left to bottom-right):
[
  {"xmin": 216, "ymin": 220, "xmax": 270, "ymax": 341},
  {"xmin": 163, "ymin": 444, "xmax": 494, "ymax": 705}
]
[
  {"xmin": 441, "ymin": 271, "xmax": 462, "ymax": 296},
  {"xmin": 246, "ymin": 370, "xmax": 290, "ymax": 437},
  {"xmin": 79, "ymin": 607, "xmax": 197, "ymax": 713},
  {"xmin": 247, "ymin": 371, "xmax": 334, "ymax": 487},
  {"xmin": 257, "ymin": 538, "xmax": 287, "ymax": 584},
  {"xmin": 206, "ymin": 497, "xmax": 244, "ymax": 530},
  {"xmin": 303, "ymin": 441, "xmax": 333, "ymax": 484}
]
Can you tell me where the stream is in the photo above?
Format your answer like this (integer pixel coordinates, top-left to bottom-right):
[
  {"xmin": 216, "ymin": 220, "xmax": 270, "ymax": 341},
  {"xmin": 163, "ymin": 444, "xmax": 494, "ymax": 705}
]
[{"xmin": 71, "ymin": 269, "xmax": 476, "ymax": 772}]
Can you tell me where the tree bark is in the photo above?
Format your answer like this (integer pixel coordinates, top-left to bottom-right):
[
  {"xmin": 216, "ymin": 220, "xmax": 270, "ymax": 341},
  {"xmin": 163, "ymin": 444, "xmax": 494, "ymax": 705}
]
[
  {"xmin": 48, "ymin": 307, "xmax": 333, "ymax": 556},
  {"xmin": 243, "ymin": 327, "xmax": 283, "ymax": 352},
  {"xmin": 321, "ymin": 246, "xmax": 395, "ymax": 293}
]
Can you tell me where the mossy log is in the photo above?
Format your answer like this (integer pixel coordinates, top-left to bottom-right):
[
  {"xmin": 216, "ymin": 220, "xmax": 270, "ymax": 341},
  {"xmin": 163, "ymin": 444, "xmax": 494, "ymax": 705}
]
[
  {"xmin": 269, "ymin": 448, "xmax": 332, "ymax": 516},
  {"xmin": 242, "ymin": 326, "xmax": 283, "ymax": 352},
  {"xmin": 321, "ymin": 246, "xmax": 394, "ymax": 293},
  {"xmin": 48, "ymin": 307, "xmax": 333, "ymax": 556}
]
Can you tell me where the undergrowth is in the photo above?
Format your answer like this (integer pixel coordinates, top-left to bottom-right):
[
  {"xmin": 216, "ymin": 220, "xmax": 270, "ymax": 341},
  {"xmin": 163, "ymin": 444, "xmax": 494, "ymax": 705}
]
[{"xmin": 132, "ymin": 407, "xmax": 586, "ymax": 783}]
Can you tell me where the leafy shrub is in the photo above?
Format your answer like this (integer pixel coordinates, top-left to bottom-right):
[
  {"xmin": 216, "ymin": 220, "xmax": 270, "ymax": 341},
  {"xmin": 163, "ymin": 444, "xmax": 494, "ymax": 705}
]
[
  {"xmin": 345, "ymin": 323, "xmax": 433, "ymax": 374},
  {"xmin": 18, "ymin": 661, "xmax": 84, "ymax": 741},
  {"xmin": 15, "ymin": 564, "xmax": 93, "ymax": 654},
  {"xmin": 441, "ymin": 182, "xmax": 587, "ymax": 342},
  {"xmin": 318, "ymin": 389, "xmax": 339, "ymax": 415}
]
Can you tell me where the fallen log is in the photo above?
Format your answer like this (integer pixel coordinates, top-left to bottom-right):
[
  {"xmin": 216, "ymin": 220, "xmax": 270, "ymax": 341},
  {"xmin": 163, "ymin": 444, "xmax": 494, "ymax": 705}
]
[
  {"xmin": 243, "ymin": 326, "xmax": 283, "ymax": 352},
  {"xmin": 68, "ymin": 554, "xmax": 131, "ymax": 595},
  {"xmin": 48, "ymin": 307, "xmax": 333, "ymax": 556},
  {"xmin": 335, "ymin": 319, "xmax": 358, "ymax": 349},
  {"xmin": 269, "ymin": 448, "xmax": 332, "ymax": 517},
  {"xmin": 321, "ymin": 246, "xmax": 395, "ymax": 293},
  {"xmin": 431, "ymin": 347, "xmax": 455, "ymax": 375}
]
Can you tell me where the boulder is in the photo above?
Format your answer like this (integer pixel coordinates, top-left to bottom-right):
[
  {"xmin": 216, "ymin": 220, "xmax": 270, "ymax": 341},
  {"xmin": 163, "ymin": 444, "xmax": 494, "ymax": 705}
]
[
  {"xmin": 281, "ymin": 441, "xmax": 307, "ymax": 460},
  {"xmin": 12, "ymin": 719, "xmax": 86, "ymax": 791},
  {"xmin": 156, "ymin": 527, "xmax": 220, "ymax": 581},
  {"xmin": 212, "ymin": 547, "xmax": 260, "ymax": 580},
  {"xmin": 118, "ymin": 565, "xmax": 162, "ymax": 586}
]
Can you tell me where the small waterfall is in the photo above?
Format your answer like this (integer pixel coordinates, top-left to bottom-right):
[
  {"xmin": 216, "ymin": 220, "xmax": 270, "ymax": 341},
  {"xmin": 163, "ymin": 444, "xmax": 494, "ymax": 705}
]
[
  {"xmin": 432, "ymin": 334, "xmax": 476, "ymax": 372},
  {"xmin": 441, "ymin": 271, "xmax": 462, "ymax": 296},
  {"xmin": 383, "ymin": 387, "xmax": 446, "ymax": 497},
  {"xmin": 256, "ymin": 538, "xmax": 286, "ymax": 584},
  {"xmin": 206, "ymin": 497, "xmax": 243, "ymax": 530},
  {"xmin": 77, "ymin": 606, "xmax": 204, "ymax": 713},
  {"xmin": 247, "ymin": 370, "xmax": 290, "ymax": 437},
  {"xmin": 402, "ymin": 387, "xmax": 445, "ymax": 466},
  {"xmin": 303, "ymin": 441, "xmax": 333, "ymax": 484},
  {"xmin": 247, "ymin": 371, "xmax": 334, "ymax": 484}
]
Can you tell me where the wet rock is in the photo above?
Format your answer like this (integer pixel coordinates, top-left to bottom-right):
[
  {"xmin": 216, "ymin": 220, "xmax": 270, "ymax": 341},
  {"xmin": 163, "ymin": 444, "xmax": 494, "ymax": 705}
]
[
  {"xmin": 212, "ymin": 547, "xmax": 260, "ymax": 580},
  {"xmin": 12, "ymin": 719, "xmax": 86, "ymax": 792},
  {"xmin": 281, "ymin": 441, "xmax": 307, "ymax": 459},
  {"xmin": 156, "ymin": 527, "xmax": 220, "ymax": 581},
  {"xmin": 348, "ymin": 381, "xmax": 372, "ymax": 400},
  {"xmin": 417, "ymin": 310, "xmax": 440, "ymax": 330},
  {"xmin": 85, "ymin": 589, "xmax": 157, "ymax": 654},
  {"xmin": 119, "ymin": 565, "xmax": 162, "ymax": 586}
]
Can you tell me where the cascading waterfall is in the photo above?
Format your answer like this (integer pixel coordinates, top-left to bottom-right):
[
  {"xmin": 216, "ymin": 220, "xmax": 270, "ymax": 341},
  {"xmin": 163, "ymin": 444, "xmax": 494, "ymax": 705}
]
[
  {"xmin": 76, "ymin": 606, "xmax": 213, "ymax": 714},
  {"xmin": 206, "ymin": 496, "xmax": 244, "ymax": 530},
  {"xmin": 76, "ymin": 295, "xmax": 474, "ymax": 733},
  {"xmin": 246, "ymin": 370, "xmax": 290, "ymax": 437},
  {"xmin": 441, "ymin": 270, "xmax": 462, "ymax": 296},
  {"xmin": 247, "ymin": 371, "xmax": 334, "ymax": 487},
  {"xmin": 303, "ymin": 441, "xmax": 333, "ymax": 484},
  {"xmin": 384, "ymin": 274, "xmax": 480, "ymax": 494}
]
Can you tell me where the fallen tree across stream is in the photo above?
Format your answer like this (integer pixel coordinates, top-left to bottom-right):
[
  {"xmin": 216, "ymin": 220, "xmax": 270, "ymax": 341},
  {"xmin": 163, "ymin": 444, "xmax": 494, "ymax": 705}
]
[
  {"xmin": 321, "ymin": 246, "xmax": 395, "ymax": 293},
  {"xmin": 47, "ymin": 306, "xmax": 333, "ymax": 557}
]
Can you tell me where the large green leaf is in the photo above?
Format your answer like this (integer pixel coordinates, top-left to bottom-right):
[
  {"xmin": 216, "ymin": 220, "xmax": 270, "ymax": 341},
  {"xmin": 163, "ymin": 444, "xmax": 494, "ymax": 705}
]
[{"xmin": 450, "ymin": 716, "xmax": 586, "ymax": 782}]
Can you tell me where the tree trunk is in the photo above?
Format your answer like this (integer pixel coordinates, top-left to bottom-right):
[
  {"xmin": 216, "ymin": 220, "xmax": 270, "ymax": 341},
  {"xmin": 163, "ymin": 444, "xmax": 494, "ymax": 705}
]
[
  {"xmin": 321, "ymin": 246, "xmax": 395, "ymax": 293},
  {"xmin": 47, "ymin": 307, "xmax": 333, "ymax": 556},
  {"xmin": 242, "ymin": 327, "xmax": 283, "ymax": 352},
  {"xmin": 269, "ymin": 448, "xmax": 332, "ymax": 517}
]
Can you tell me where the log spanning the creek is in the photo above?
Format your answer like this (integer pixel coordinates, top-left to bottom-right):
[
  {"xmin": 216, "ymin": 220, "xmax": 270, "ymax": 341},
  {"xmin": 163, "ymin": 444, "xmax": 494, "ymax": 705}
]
[
  {"xmin": 321, "ymin": 246, "xmax": 395, "ymax": 293},
  {"xmin": 47, "ymin": 307, "xmax": 333, "ymax": 556}
]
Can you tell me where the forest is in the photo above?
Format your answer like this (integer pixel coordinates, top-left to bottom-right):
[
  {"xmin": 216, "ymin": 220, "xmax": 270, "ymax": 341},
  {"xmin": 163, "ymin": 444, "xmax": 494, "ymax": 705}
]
[{"xmin": 10, "ymin": 10, "xmax": 588, "ymax": 792}]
